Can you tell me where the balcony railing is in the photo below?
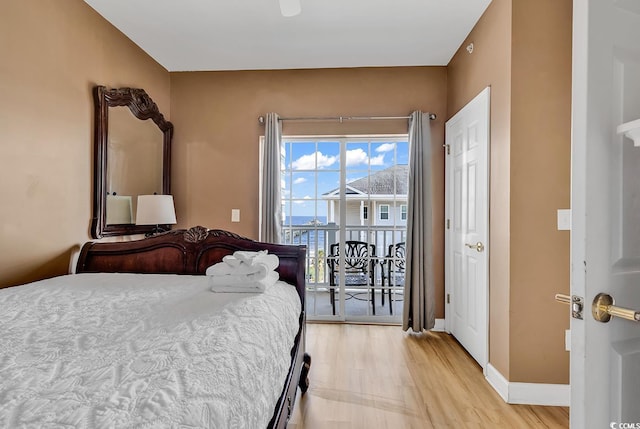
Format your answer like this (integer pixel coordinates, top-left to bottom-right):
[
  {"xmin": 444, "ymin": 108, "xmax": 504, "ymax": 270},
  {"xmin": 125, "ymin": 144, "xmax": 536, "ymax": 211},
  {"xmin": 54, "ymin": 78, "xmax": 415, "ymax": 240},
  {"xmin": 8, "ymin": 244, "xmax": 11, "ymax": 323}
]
[{"xmin": 281, "ymin": 223, "xmax": 406, "ymax": 286}]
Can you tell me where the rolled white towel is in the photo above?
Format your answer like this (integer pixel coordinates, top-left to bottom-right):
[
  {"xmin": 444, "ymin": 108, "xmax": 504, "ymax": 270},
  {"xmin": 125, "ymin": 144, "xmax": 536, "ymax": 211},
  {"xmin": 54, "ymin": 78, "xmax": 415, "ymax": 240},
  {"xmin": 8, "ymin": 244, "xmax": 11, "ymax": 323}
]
[
  {"xmin": 234, "ymin": 250, "xmax": 279, "ymax": 271},
  {"xmin": 232, "ymin": 250, "xmax": 265, "ymax": 262},
  {"xmin": 209, "ymin": 261, "xmax": 269, "ymax": 284},
  {"xmin": 206, "ymin": 261, "xmax": 234, "ymax": 276},
  {"xmin": 206, "ymin": 260, "xmax": 267, "ymax": 276},
  {"xmin": 222, "ymin": 254, "xmax": 242, "ymax": 267},
  {"xmin": 205, "ymin": 249, "xmax": 280, "ymax": 277},
  {"xmin": 210, "ymin": 271, "xmax": 279, "ymax": 293}
]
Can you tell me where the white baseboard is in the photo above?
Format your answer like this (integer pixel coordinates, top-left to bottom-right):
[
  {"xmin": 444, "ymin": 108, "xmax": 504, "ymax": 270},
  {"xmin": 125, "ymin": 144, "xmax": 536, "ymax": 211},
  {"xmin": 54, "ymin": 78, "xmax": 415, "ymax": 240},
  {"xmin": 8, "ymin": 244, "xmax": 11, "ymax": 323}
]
[
  {"xmin": 432, "ymin": 318, "xmax": 446, "ymax": 332},
  {"xmin": 486, "ymin": 363, "xmax": 509, "ymax": 402},
  {"xmin": 485, "ymin": 364, "xmax": 570, "ymax": 406}
]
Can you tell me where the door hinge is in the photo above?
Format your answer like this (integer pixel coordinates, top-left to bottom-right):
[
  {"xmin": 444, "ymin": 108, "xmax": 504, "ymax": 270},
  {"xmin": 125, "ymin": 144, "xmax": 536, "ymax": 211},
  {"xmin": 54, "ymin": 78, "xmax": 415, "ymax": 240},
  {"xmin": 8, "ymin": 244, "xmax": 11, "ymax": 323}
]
[
  {"xmin": 446, "ymin": 219, "xmax": 450, "ymax": 230},
  {"xmin": 445, "ymin": 144, "xmax": 450, "ymax": 155},
  {"xmin": 447, "ymin": 293, "xmax": 450, "ymax": 304}
]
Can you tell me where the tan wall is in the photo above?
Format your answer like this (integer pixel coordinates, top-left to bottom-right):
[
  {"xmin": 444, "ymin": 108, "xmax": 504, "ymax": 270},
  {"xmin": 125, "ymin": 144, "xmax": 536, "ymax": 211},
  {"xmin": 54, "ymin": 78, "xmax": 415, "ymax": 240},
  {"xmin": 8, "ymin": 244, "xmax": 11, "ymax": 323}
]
[
  {"xmin": 170, "ymin": 67, "xmax": 448, "ymax": 317},
  {"xmin": 447, "ymin": 0, "xmax": 513, "ymax": 379},
  {"xmin": 509, "ymin": 0, "xmax": 572, "ymax": 384},
  {"xmin": 447, "ymin": 0, "xmax": 572, "ymax": 384},
  {"xmin": 0, "ymin": 0, "xmax": 170, "ymax": 288}
]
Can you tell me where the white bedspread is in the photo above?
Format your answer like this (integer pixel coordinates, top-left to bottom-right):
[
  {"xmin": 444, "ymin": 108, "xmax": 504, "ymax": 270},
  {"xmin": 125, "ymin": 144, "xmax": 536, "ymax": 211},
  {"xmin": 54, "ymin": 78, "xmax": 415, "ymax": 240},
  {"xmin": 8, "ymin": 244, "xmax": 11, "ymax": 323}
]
[{"xmin": 0, "ymin": 273, "xmax": 301, "ymax": 428}]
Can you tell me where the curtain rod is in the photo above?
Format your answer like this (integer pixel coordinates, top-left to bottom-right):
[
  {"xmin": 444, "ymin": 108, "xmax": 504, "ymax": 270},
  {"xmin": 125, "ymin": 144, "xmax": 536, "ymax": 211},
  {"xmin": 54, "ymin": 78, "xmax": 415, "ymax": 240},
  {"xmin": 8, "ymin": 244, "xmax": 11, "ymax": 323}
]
[{"xmin": 258, "ymin": 113, "xmax": 436, "ymax": 124}]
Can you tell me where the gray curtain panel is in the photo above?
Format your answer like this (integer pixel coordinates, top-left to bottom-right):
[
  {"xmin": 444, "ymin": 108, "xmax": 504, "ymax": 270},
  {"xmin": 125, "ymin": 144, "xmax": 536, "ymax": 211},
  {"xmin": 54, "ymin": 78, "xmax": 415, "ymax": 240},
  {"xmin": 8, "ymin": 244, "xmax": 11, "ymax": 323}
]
[
  {"xmin": 260, "ymin": 113, "xmax": 282, "ymax": 243},
  {"xmin": 403, "ymin": 111, "xmax": 435, "ymax": 332}
]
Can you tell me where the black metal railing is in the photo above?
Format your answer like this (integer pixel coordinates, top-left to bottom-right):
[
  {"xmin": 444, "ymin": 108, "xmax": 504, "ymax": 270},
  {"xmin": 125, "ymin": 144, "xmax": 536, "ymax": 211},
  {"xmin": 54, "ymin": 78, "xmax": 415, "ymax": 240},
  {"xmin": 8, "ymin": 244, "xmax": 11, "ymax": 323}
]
[{"xmin": 281, "ymin": 223, "xmax": 406, "ymax": 287}]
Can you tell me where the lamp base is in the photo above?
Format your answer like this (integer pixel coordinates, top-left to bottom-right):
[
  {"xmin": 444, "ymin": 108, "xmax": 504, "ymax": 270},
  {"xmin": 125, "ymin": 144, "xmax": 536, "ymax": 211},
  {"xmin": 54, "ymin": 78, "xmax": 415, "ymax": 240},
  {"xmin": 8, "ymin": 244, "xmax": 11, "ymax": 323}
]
[{"xmin": 145, "ymin": 224, "xmax": 171, "ymax": 237}]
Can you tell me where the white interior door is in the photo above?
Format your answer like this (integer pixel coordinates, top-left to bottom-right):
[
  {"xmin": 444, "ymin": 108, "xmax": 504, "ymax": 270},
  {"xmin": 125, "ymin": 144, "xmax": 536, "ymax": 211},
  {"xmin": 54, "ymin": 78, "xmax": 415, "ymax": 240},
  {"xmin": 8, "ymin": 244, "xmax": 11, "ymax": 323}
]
[
  {"xmin": 445, "ymin": 87, "xmax": 490, "ymax": 369},
  {"xmin": 571, "ymin": 0, "xmax": 640, "ymax": 427}
]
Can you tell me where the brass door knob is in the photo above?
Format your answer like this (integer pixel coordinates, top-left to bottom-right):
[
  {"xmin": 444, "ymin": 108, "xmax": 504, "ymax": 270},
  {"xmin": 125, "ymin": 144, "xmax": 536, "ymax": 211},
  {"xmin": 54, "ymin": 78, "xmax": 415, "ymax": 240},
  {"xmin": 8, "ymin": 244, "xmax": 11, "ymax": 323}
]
[
  {"xmin": 592, "ymin": 293, "xmax": 640, "ymax": 323},
  {"xmin": 465, "ymin": 241, "xmax": 485, "ymax": 252}
]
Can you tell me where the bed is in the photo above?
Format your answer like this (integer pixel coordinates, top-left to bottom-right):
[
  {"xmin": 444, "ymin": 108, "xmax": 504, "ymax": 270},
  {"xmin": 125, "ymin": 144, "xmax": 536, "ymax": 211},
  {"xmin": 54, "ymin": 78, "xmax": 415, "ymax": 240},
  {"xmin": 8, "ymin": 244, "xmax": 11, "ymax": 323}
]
[{"xmin": 0, "ymin": 226, "xmax": 310, "ymax": 428}]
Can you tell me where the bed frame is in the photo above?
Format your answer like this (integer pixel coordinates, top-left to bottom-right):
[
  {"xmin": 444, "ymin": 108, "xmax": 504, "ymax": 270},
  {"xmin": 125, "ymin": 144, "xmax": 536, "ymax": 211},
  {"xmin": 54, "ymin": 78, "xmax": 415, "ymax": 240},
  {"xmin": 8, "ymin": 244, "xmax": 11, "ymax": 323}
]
[{"xmin": 75, "ymin": 226, "xmax": 310, "ymax": 429}]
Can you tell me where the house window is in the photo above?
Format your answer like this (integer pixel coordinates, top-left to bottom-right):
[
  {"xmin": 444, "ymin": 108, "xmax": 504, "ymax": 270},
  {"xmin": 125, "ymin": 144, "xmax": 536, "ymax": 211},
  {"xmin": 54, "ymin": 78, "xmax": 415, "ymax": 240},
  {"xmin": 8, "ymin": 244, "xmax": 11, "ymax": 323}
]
[
  {"xmin": 363, "ymin": 206, "xmax": 368, "ymax": 220},
  {"xmin": 401, "ymin": 204, "xmax": 407, "ymax": 220},
  {"xmin": 379, "ymin": 205, "xmax": 389, "ymax": 220}
]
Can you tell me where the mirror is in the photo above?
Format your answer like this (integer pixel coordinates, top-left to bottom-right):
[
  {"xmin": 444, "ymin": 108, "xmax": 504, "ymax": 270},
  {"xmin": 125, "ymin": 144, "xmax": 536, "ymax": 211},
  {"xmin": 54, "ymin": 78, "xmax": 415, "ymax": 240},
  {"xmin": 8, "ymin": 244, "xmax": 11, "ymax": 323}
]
[{"xmin": 92, "ymin": 86, "xmax": 173, "ymax": 238}]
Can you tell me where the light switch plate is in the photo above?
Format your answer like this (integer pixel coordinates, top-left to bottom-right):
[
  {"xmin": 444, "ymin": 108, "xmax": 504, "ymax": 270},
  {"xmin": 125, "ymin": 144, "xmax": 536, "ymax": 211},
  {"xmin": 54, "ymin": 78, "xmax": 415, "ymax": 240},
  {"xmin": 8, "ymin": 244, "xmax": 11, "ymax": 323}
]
[
  {"xmin": 231, "ymin": 209, "xmax": 240, "ymax": 223},
  {"xmin": 557, "ymin": 209, "xmax": 571, "ymax": 230}
]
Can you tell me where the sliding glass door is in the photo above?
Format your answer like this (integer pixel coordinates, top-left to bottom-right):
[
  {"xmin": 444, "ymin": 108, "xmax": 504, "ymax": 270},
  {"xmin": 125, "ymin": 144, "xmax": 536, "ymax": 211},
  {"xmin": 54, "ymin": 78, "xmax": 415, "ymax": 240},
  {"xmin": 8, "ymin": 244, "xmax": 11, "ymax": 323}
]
[{"xmin": 280, "ymin": 136, "xmax": 408, "ymax": 323}]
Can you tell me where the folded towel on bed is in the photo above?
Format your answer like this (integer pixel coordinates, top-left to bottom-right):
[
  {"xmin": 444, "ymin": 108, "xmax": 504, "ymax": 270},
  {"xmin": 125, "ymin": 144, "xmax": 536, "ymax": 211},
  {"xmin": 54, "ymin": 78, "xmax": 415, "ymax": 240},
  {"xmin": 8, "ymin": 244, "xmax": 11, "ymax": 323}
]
[
  {"xmin": 219, "ymin": 250, "xmax": 266, "ymax": 269},
  {"xmin": 206, "ymin": 250, "xmax": 281, "ymax": 293},
  {"xmin": 206, "ymin": 250, "xmax": 280, "ymax": 276},
  {"xmin": 210, "ymin": 271, "xmax": 279, "ymax": 293},
  {"xmin": 207, "ymin": 260, "xmax": 258, "ymax": 276}
]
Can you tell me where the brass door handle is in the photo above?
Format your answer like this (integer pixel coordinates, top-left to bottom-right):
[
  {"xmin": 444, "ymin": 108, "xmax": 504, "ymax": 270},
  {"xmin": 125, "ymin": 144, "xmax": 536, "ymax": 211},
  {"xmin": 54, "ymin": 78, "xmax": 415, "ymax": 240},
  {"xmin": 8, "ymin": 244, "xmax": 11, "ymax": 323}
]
[
  {"xmin": 592, "ymin": 293, "xmax": 640, "ymax": 323},
  {"xmin": 465, "ymin": 241, "xmax": 485, "ymax": 252}
]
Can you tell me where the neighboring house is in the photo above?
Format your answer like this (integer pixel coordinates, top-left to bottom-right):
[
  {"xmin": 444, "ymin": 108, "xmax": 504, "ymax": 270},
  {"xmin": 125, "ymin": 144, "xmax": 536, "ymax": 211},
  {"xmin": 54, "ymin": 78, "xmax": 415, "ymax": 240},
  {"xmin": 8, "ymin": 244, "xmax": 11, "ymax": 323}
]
[
  {"xmin": 322, "ymin": 165, "xmax": 408, "ymax": 227},
  {"xmin": 321, "ymin": 165, "xmax": 408, "ymax": 254}
]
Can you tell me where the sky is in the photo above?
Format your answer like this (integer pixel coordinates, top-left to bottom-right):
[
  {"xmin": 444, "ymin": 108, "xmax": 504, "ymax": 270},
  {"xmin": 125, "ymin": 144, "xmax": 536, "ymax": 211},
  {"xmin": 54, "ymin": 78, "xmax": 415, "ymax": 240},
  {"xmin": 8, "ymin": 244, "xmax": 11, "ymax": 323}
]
[{"xmin": 281, "ymin": 139, "xmax": 409, "ymax": 219}]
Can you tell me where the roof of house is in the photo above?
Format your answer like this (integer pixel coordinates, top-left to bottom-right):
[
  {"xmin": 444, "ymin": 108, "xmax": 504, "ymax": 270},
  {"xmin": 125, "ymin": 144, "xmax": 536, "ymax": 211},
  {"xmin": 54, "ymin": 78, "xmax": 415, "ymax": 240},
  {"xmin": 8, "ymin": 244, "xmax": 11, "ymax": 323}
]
[{"xmin": 323, "ymin": 165, "xmax": 408, "ymax": 197}]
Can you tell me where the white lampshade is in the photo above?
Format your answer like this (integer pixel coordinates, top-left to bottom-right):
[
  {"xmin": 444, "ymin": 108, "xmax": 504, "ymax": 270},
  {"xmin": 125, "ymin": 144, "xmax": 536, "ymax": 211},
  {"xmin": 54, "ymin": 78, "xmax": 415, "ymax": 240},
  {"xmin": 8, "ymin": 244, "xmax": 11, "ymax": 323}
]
[
  {"xmin": 135, "ymin": 195, "xmax": 177, "ymax": 225},
  {"xmin": 106, "ymin": 195, "xmax": 133, "ymax": 224}
]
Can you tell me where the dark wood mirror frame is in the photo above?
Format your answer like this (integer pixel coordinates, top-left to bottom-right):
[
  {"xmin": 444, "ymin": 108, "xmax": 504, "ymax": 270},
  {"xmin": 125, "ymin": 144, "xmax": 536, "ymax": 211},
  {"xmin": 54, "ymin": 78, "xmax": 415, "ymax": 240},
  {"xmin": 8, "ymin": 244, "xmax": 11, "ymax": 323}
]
[{"xmin": 91, "ymin": 86, "xmax": 173, "ymax": 238}]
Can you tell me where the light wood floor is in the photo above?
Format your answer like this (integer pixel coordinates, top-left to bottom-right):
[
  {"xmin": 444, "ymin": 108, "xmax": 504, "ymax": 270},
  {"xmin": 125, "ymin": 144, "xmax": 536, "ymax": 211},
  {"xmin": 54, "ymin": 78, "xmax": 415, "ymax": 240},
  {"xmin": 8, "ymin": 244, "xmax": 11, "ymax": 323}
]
[{"xmin": 288, "ymin": 323, "xmax": 569, "ymax": 429}]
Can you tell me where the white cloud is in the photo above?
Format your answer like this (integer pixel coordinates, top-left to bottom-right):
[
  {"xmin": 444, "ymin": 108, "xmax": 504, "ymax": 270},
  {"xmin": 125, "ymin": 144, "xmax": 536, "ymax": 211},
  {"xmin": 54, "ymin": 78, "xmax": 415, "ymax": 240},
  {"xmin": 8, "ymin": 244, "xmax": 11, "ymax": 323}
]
[
  {"xmin": 346, "ymin": 148, "xmax": 368, "ymax": 166},
  {"xmin": 346, "ymin": 148, "xmax": 385, "ymax": 167},
  {"xmin": 370, "ymin": 154, "xmax": 385, "ymax": 166},
  {"xmin": 293, "ymin": 196, "xmax": 312, "ymax": 204},
  {"xmin": 291, "ymin": 149, "xmax": 386, "ymax": 169},
  {"xmin": 292, "ymin": 151, "xmax": 337, "ymax": 170},
  {"xmin": 375, "ymin": 143, "xmax": 396, "ymax": 153},
  {"xmin": 293, "ymin": 177, "xmax": 307, "ymax": 184}
]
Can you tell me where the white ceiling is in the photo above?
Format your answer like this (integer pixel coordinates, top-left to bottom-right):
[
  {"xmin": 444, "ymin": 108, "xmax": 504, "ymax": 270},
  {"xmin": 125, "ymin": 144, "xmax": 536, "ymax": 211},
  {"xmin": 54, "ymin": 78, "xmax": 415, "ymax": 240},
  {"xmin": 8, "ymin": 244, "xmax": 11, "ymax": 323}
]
[{"xmin": 84, "ymin": 0, "xmax": 492, "ymax": 72}]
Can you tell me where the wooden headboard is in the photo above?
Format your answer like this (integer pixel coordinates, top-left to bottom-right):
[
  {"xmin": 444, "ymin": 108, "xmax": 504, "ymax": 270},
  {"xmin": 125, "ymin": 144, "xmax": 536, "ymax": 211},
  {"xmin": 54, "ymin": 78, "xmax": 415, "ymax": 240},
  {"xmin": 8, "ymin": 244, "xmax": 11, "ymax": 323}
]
[{"xmin": 76, "ymin": 226, "xmax": 307, "ymax": 307}]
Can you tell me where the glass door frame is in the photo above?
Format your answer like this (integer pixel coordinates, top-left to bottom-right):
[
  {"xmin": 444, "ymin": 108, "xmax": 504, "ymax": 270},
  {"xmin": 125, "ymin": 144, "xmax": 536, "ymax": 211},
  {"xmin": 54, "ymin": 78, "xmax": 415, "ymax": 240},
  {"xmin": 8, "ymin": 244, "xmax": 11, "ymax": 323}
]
[{"xmin": 280, "ymin": 134, "xmax": 407, "ymax": 324}]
